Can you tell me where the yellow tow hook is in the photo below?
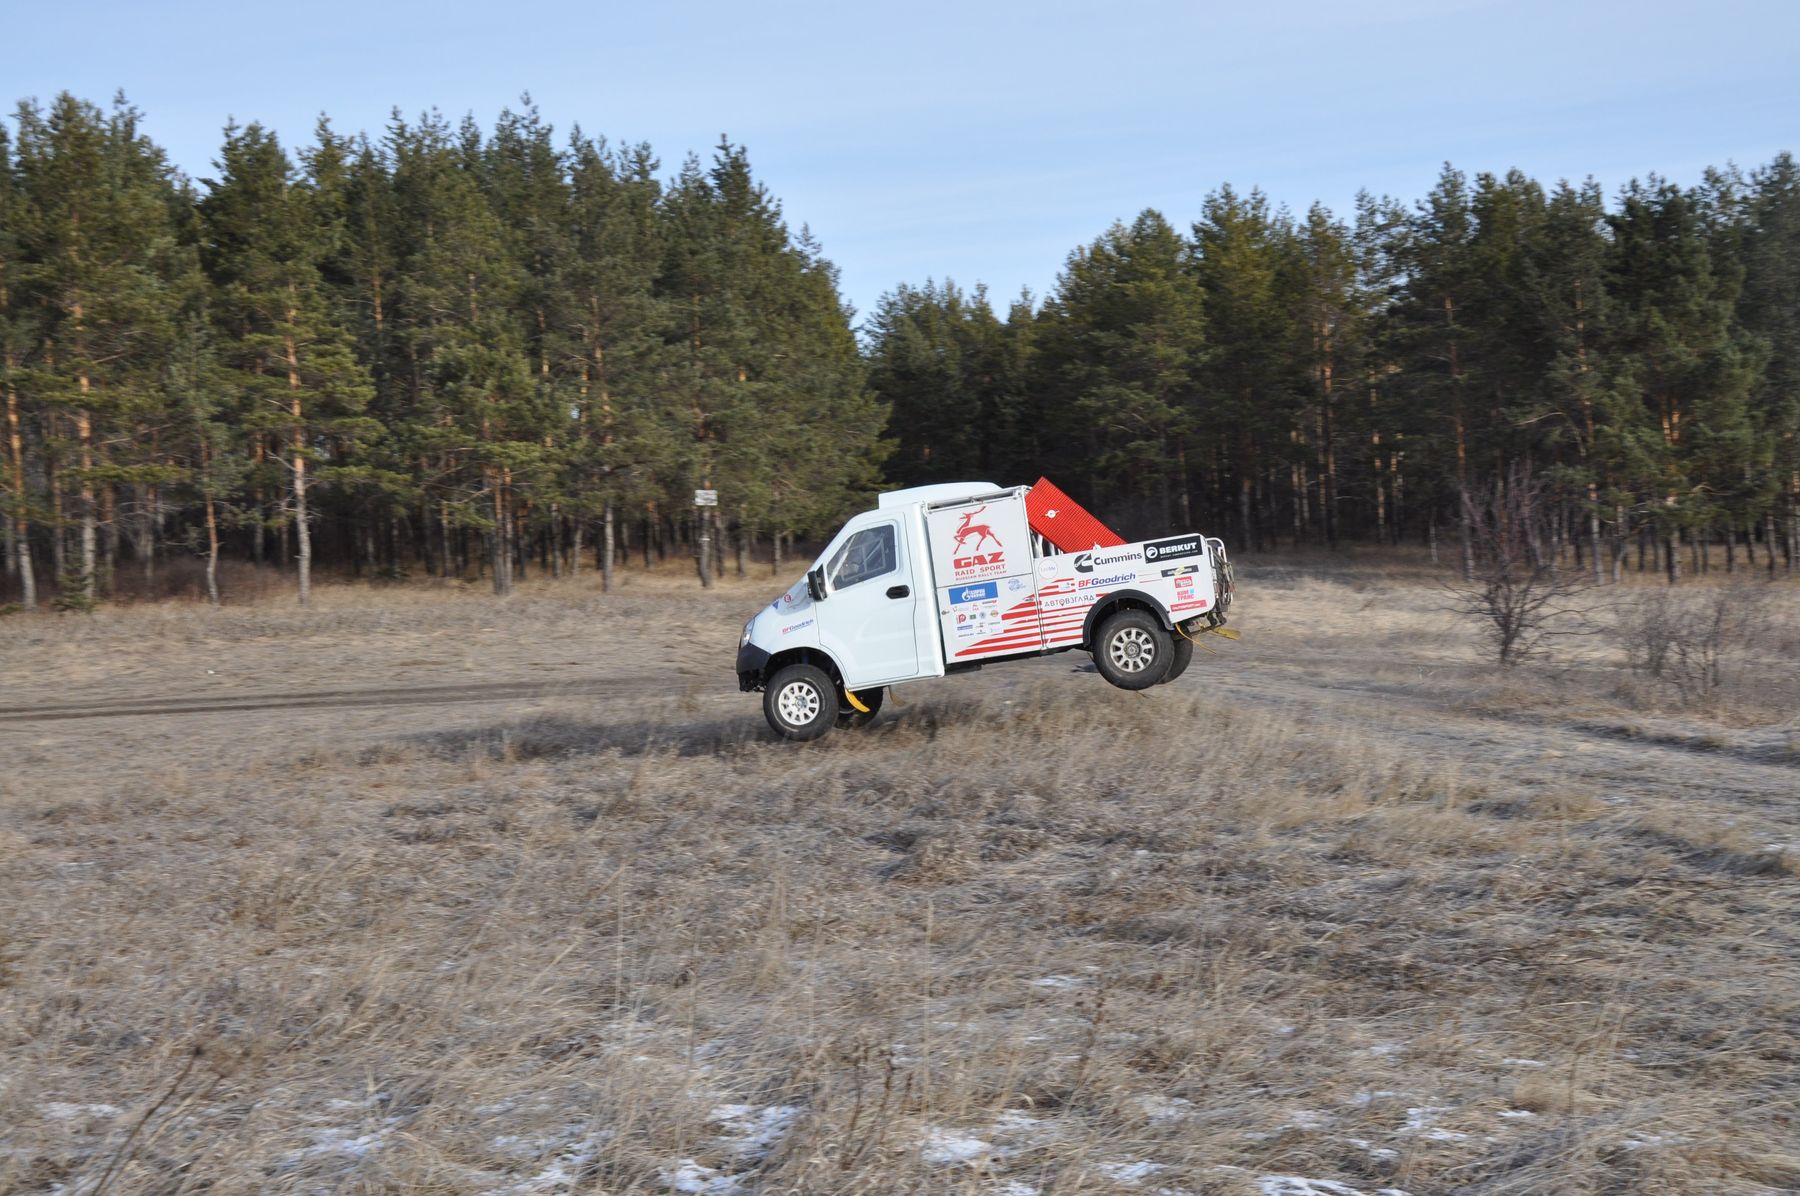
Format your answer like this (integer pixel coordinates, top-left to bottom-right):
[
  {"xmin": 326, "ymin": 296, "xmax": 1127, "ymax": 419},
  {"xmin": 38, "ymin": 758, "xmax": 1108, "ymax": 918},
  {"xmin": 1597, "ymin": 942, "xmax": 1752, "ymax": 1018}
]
[
  {"xmin": 1177, "ymin": 621, "xmax": 1241, "ymax": 646},
  {"xmin": 843, "ymin": 687, "xmax": 873, "ymax": 714}
]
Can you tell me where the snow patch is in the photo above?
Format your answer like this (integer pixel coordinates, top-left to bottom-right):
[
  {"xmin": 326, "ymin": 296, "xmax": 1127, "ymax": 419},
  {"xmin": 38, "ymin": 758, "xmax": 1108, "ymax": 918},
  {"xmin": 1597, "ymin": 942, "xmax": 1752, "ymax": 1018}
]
[
  {"xmin": 280, "ymin": 1117, "xmax": 403, "ymax": 1165},
  {"xmin": 1620, "ymin": 1132, "xmax": 1680, "ymax": 1151},
  {"xmin": 1132, "ymin": 1094, "xmax": 1196, "ymax": 1122},
  {"xmin": 1501, "ymin": 1057, "xmax": 1546, "ymax": 1068},
  {"xmin": 1097, "ymin": 1159, "xmax": 1164, "ymax": 1183},
  {"xmin": 708, "ymin": 1103, "xmax": 800, "ymax": 1157},
  {"xmin": 1028, "ymin": 974, "xmax": 1084, "ymax": 989},
  {"xmin": 1400, "ymin": 1107, "xmax": 1467, "ymax": 1142},
  {"xmin": 1498, "ymin": 1109, "xmax": 1538, "ymax": 1121},
  {"xmin": 1345, "ymin": 1090, "xmax": 1401, "ymax": 1107},
  {"xmin": 920, "ymin": 1126, "xmax": 993, "ymax": 1165},
  {"xmin": 1256, "ymin": 1179, "xmax": 1409, "ymax": 1196},
  {"xmin": 660, "ymin": 1159, "xmax": 743, "ymax": 1194},
  {"xmin": 1343, "ymin": 1137, "xmax": 1399, "ymax": 1162},
  {"xmin": 40, "ymin": 1102, "xmax": 123, "ymax": 1120}
]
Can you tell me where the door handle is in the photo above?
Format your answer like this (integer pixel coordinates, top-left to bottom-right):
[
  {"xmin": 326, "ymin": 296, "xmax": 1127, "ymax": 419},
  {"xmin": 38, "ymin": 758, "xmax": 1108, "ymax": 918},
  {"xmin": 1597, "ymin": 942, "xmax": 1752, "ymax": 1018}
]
[{"xmin": 886, "ymin": 585, "xmax": 910, "ymax": 599}]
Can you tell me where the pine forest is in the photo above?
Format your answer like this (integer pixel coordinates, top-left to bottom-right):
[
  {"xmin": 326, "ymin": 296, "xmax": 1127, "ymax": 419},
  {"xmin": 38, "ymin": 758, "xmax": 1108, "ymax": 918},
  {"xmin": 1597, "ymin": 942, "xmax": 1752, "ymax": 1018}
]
[{"xmin": 2, "ymin": 92, "xmax": 1796, "ymax": 610}]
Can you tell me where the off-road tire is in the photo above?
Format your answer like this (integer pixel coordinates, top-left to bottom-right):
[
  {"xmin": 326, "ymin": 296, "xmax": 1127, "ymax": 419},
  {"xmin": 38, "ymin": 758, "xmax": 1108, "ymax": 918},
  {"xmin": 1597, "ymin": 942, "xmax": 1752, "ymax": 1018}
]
[
  {"xmin": 1158, "ymin": 634, "xmax": 1194, "ymax": 684},
  {"xmin": 837, "ymin": 686, "xmax": 885, "ymax": 729},
  {"xmin": 764, "ymin": 664, "xmax": 836, "ymax": 740},
  {"xmin": 1093, "ymin": 609, "xmax": 1174, "ymax": 690}
]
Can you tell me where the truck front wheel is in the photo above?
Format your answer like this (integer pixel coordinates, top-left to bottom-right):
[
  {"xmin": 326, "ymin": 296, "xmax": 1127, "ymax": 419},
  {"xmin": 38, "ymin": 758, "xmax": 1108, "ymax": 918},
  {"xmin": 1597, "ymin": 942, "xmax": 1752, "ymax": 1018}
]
[
  {"xmin": 1093, "ymin": 609, "xmax": 1175, "ymax": 690},
  {"xmin": 764, "ymin": 664, "xmax": 837, "ymax": 740}
]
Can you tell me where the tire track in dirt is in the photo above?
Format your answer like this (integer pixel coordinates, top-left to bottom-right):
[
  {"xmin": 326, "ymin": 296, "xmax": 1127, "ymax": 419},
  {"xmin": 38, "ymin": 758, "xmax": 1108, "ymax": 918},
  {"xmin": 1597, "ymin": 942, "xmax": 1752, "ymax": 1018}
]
[{"xmin": 0, "ymin": 675, "xmax": 689, "ymax": 724}]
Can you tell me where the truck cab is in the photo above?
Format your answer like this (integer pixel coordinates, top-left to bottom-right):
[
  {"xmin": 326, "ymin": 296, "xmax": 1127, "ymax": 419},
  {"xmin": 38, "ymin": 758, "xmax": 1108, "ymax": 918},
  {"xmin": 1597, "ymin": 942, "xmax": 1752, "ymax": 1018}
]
[{"xmin": 737, "ymin": 481, "xmax": 1232, "ymax": 739}]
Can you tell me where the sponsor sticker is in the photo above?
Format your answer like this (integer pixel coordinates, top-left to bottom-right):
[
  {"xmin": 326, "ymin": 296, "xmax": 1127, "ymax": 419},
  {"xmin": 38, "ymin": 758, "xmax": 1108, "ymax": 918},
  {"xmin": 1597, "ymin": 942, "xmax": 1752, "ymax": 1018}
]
[
  {"xmin": 780, "ymin": 618, "xmax": 813, "ymax": 635},
  {"xmin": 1143, "ymin": 535, "xmax": 1204, "ymax": 563},
  {"xmin": 1160, "ymin": 564, "xmax": 1199, "ymax": 578},
  {"xmin": 946, "ymin": 504, "xmax": 1008, "ymax": 580},
  {"xmin": 950, "ymin": 581, "xmax": 999, "ymax": 605},
  {"xmin": 1077, "ymin": 571, "xmax": 1136, "ymax": 589},
  {"xmin": 1006, "ymin": 577, "xmax": 1028, "ymax": 593},
  {"xmin": 1073, "ymin": 547, "xmax": 1144, "ymax": 574},
  {"xmin": 1171, "ymin": 599, "xmax": 1209, "ymax": 612}
]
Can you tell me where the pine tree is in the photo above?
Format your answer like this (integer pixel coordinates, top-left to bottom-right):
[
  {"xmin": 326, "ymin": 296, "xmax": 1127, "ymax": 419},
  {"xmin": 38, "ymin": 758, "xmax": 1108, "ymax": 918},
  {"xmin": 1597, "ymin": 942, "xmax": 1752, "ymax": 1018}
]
[
  {"xmin": 0, "ymin": 118, "xmax": 36, "ymax": 607},
  {"xmin": 1607, "ymin": 176, "xmax": 1764, "ymax": 582},
  {"xmin": 200, "ymin": 120, "xmax": 377, "ymax": 605},
  {"xmin": 1741, "ymin": 154, "xmax": 1800, "ymax": 571},
  {"xmin": 1192, "ymin": 188, "xmax": 1299, "ymax": 548},
  {"xmin": 13, "ymin": 93, "xmax": 185, "ymax": 607}
]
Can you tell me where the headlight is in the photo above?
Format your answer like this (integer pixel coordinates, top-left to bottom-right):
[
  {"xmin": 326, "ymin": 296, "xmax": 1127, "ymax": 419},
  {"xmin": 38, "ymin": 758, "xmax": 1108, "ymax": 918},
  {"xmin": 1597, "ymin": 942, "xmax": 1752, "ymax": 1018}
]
[{"xmin": 740, "ymin": 619, "xmax": 754, "ymax": 648}]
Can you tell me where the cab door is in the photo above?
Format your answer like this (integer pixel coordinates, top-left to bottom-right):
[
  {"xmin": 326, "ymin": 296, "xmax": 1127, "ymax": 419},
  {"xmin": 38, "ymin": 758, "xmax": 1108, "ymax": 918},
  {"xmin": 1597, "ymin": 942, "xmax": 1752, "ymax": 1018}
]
[{"xmin": 817, "ymin": 515, "xmax": 920, "ymax": 687}]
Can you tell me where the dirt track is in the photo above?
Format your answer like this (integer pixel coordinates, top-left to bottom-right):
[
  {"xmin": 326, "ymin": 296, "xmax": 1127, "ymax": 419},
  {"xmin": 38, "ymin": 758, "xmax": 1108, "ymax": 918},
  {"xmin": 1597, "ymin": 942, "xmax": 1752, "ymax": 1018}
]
[{"xmin": 7, "ymin": 617, "xmax": 1794, "ymax": 854}]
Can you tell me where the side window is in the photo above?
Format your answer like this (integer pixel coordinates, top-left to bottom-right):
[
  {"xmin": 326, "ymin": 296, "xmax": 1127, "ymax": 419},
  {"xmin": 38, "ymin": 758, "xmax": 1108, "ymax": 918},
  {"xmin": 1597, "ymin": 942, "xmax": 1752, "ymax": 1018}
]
[{"xmin": 827, "ymin": 524, "xmax": 898, "ymax": 590}]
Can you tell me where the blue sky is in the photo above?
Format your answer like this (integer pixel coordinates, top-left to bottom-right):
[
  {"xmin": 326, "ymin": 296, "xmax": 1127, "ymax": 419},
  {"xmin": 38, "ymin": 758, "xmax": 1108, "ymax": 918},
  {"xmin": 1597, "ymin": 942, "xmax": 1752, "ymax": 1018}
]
[{"xmin": 10, "ymin": 0, "xmax": 1797, "ymax": 325}]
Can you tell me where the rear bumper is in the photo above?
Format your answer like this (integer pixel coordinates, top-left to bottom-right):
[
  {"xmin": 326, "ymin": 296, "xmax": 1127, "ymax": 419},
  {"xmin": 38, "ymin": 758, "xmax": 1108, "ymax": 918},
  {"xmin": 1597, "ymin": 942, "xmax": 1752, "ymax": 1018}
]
[{"xmin": 736, "ymin": 642, "xmax": 772, "ymax": 691}]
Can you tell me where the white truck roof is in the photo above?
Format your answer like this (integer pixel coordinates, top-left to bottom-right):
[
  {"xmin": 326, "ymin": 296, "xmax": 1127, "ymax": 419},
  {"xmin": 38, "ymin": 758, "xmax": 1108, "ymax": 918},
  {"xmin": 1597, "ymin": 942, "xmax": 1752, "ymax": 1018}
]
[{"xmin": 876, "ymin": 482, "xmax": 1003, "ymax": 511}]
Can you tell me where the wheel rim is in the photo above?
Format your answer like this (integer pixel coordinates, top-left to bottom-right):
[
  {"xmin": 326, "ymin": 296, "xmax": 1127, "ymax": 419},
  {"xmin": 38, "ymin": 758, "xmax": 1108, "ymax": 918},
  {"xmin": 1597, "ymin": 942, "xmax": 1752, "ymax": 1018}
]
[
  {"xmin": 776, "ymin": 680, "xmax": 822, "ymax": 726},
  {"xmin": 1108, "ymin": 626, "xmax": 1157, "ymax": 673}
]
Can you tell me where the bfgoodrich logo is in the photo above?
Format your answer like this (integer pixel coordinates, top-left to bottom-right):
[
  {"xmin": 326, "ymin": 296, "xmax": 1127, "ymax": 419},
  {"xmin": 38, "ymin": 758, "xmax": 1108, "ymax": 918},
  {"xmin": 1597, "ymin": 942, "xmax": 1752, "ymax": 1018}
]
[{"xmin": 1143, "ymin": 536, "xmax": 1202, "ymax": 563}]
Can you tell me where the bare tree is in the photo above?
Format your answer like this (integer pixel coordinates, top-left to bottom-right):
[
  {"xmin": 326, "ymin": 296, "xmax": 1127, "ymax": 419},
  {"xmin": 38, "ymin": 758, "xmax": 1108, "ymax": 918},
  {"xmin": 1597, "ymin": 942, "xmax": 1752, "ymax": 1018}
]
[{"xmin": 1448, "ymin": 466, "xmax": 1591, "ymax": 665}]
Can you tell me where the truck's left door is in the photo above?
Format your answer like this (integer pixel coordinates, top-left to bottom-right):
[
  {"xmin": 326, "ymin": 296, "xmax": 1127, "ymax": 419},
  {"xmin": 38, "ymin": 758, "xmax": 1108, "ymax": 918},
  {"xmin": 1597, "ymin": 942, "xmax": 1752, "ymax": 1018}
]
[{"xmin": 818, "ymin": 516, "xmax": 920, "ymax": 688}]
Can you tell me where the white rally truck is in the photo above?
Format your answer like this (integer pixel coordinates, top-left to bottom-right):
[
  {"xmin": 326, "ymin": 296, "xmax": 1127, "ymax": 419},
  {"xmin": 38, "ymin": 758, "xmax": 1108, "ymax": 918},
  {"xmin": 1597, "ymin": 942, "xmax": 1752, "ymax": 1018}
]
[{"xmin": 736, "ymin": 480, "xmax": 1234, "ymax": 739}]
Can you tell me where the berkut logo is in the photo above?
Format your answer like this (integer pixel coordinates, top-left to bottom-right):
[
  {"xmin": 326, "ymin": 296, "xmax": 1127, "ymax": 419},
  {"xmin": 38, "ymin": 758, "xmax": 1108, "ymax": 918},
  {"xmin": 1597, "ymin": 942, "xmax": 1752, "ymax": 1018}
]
[
  {"xmin": 1073, "ymin": 547, "xmax": 1144, "ymax": 574},
  {"xmin": 1143, "ymin": 535, "xmax": 1203, "ymax": 563},
  {"xmin": 951, "ymin": 504, "xmax": 1004, "ymax": 570}
]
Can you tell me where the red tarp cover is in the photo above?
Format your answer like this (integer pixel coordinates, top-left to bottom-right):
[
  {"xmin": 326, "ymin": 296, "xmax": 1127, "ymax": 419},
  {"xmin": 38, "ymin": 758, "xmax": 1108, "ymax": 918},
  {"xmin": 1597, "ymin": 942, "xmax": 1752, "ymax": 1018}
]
[{"xmin": 1025, "ymin": 476, "xmax": 1125, "ymax": 551}]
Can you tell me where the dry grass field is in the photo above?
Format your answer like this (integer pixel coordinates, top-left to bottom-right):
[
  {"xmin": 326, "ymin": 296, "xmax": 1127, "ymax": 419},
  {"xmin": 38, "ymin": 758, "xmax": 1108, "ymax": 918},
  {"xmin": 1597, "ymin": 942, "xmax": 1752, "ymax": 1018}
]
[{"xmin": 2, "ymin": 553, "xmax": 1797, "ymax": 1196}]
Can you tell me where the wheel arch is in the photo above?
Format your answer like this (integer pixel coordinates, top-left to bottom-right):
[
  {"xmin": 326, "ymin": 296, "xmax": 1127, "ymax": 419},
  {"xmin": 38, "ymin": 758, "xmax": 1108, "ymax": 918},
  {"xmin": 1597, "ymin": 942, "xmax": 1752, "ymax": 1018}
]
[
  {"xmin": 760, "ymin": 646, "xmax": 845, "ymax": 691},
  {"xmin": 1081, "ymin": 590, "xmax": 1173, "ymax": 647}
]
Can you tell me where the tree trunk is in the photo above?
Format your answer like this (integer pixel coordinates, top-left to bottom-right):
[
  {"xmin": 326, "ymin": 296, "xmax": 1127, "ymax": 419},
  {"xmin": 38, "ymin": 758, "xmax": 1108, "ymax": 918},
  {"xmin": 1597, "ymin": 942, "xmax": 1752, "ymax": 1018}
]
[
  {"xmin": 140, "ymin": 482, "xmax": 158, "ymax": 589},
  {"xmin": 772, "ymin": 528, "xmax": 783, "ymax": 577},
  {"xmin": 1588, "ymin": 485, "xmax": 1603, "ymax": 585},
  {"xmin": 602, "ymin": 500, "xmax": 615, "ymax": 594},
  {"xmin": 490, "ymin": 473, "xmax": 513, "ymax": 596},
  {"xmin": 76, "ymin": 406, "xmax": 97, "ymax": 606},
  {"xmin": 204, "ymin": 488, "xmax": 221, "ymax": 607},
  {"xmin": 285, "ymin": 315, "xmax": 311, "ymax": 608},
  {"xmin": 4, "ymin": 369, "xmax": 34, "ymax": 609},
  {"xmin": 1664, "ymin": 533, "xmax": 1680, "ymax": 586},
  {"xmin": 695, "ymin": 506, "xmax": 712, "ymax": 588}
]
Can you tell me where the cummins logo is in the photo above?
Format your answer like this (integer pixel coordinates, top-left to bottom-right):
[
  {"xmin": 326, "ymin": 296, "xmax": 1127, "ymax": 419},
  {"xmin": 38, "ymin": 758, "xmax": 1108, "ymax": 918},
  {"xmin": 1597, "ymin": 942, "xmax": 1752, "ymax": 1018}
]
[
  {"xmin": 1073, "ymin": 547, "xmax": 1144, "ymax": 574},
  {"xmin": 1142, "ymin": 536, "xmax": 1203, "ymax": 563}
]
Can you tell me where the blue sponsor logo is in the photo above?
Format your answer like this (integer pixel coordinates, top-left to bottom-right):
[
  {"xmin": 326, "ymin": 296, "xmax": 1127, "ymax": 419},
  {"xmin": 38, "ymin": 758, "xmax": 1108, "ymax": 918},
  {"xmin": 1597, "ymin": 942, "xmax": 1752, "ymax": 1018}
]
[{"xmin": 950, "ymin": 582, "xmax": 998, "ymax": 604}]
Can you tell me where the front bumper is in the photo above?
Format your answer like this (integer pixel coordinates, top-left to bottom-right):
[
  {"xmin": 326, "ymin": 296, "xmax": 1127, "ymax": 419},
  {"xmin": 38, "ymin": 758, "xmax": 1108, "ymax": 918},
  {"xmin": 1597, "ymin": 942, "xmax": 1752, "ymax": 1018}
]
[{"xmin": 736, "ymin": 642, "xmax": 772, "ymax": 691}]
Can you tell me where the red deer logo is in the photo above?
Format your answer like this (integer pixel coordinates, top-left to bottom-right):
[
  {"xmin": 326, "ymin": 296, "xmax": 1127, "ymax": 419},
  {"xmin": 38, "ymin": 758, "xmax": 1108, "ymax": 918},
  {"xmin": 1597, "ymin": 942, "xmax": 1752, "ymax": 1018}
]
[{"xmin": 951, "ymin": 505, "xmax": 1001, "ymax": 554}]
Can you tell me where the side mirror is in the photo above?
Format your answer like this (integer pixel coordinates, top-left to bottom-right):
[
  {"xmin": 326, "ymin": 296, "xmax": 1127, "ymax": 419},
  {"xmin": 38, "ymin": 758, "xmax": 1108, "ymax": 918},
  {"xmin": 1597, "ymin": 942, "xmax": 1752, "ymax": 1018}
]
[{"xmin": 806, "ymin": 567, "xmax": 827, "ymax": 602}]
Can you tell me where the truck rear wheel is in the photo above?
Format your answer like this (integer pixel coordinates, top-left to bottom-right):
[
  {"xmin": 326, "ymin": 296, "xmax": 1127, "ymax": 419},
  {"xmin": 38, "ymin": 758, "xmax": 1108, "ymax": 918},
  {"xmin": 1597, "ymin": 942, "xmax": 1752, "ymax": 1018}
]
[
  {"xmin": 764, "ymin": 664, "xmax": 836, "ymax": 740},
  {"xmin": 837, "ymin": 686, "xmax": 885, "ymax": 728},
  {"xmin": 1093, "ymin": 609, "xmax": 1174, "ymax": 690},
  {"xmin": 1158, "ymin": 634, "xmax": 1194, "ymax": 684}
]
